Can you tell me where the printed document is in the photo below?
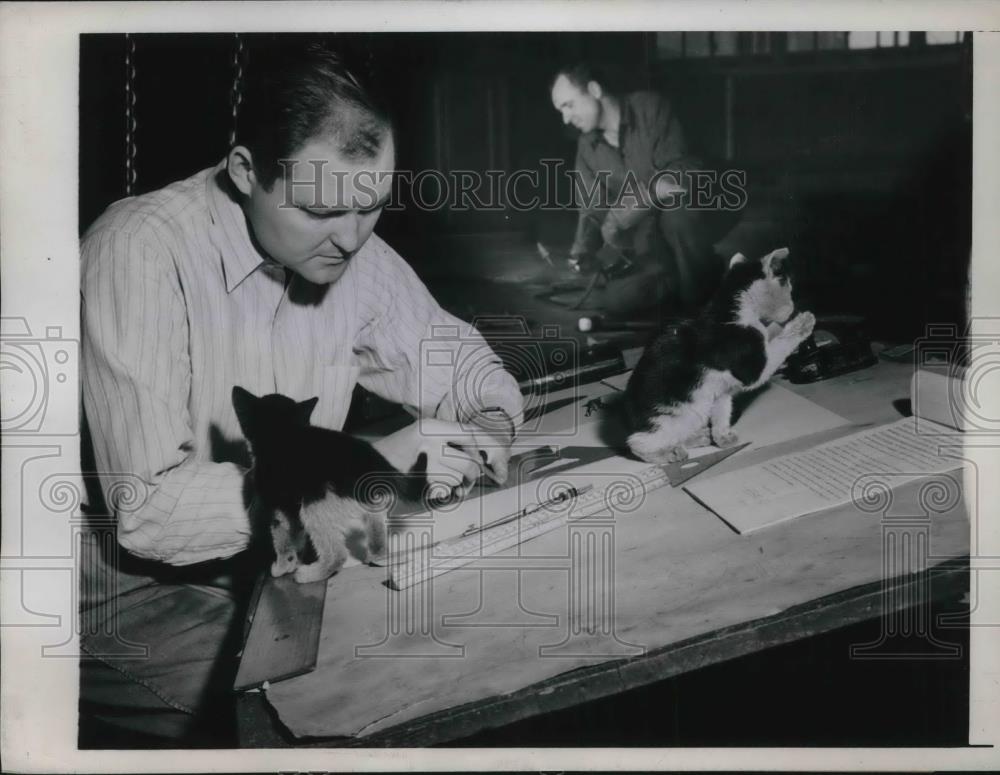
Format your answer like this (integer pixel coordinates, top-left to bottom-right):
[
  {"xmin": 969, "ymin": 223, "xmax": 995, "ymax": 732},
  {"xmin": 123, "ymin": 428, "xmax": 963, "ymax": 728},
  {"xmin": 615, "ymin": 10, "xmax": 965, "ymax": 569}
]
[{"xmin": 686, "ymin": 417, "xmax": 964, "ymax": 533}]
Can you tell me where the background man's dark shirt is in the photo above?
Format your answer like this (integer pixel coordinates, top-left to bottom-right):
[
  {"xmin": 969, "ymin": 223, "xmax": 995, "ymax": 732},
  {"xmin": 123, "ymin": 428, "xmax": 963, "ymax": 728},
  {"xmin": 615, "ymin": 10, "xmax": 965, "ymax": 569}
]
[{"xmin": 571, "ymin": 90, "xmax": 699, "ymax": 257}]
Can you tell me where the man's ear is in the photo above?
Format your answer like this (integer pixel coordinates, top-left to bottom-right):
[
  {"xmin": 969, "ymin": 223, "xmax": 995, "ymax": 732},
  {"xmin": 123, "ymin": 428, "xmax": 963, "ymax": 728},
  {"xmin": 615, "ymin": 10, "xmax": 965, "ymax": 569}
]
[
  {"xmin": 226, "ymin": 145, "xmax": 257, "ymax": 197},
  {"xmin": 729, "ymin": 252, "xmax": 748, "ymax": 269},
  {"xmin": 296, "ymin": 397, "xmax": 319, "ymax": 425},
  {"xmin": 586, "ymin": 80, "xmax": 604, "ymax": 100},
  {"xmin": 762, "ymin": 247, "xmax": 790, "ymax": 277}
]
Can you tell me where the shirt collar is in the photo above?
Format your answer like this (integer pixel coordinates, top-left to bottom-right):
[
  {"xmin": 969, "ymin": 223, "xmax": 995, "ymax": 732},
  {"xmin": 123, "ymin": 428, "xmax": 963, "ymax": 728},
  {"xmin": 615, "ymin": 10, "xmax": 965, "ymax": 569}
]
[
  {"xmin": 205, "ymin": 160, "xmax": 268, "ymax": 293},
  {"xmin": 584, "ymin": 95, "xmax": 631, "ymax": 150}
]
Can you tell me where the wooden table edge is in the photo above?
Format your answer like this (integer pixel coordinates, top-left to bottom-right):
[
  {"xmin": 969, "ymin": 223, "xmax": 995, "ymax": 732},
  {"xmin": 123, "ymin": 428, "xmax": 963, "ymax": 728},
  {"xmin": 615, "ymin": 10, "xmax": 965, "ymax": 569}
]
[{"xmin": 236, "ymin": 555, "xmax": 969, "ymax": 748}]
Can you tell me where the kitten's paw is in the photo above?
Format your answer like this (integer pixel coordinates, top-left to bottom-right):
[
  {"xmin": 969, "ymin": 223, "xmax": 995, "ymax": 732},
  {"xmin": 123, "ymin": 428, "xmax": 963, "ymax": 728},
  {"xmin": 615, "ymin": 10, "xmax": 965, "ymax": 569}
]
[
  {"xmin": 670, "ymin": 446, "xmax": 689, "ymax": 463},
  {"xmin": 632, "ymin": 444, "xmax": 688, "ymax": 465},
  {"xmin": 270, "ymin": 558, "xmax": 297, "ymax": 578},
  {"xmin": 653, "ymin": 446, "xmax": 688, "ymax": 464},
  {"xmin": 784, "ymin": 311, "xmax": 815, "ymax": 341},
  {"xmin": 712, "ymin": 429, "xmax": 740, "ymax": 448},
  {"xmin": 352, "ymin": 546, "xmax": 371, "ymax": 565},
  {"xmin": 686, "ymin": 427, "xmax": 712, "ymax": 448},
  {"xmin": 294, "ymin": 562, "xmax": 336, "ymax": 584}
]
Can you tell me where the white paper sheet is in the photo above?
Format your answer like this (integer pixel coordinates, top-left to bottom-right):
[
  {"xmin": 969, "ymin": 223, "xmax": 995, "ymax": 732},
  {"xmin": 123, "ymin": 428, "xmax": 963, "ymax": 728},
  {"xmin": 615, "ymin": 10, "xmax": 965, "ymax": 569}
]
[
  {"xmin": 685, "ymin": 417, "xmax": 965, "ymax": 534},
  {"xmin": 391, "ymin": 381, "xmax": 851, "ymax": 549}
]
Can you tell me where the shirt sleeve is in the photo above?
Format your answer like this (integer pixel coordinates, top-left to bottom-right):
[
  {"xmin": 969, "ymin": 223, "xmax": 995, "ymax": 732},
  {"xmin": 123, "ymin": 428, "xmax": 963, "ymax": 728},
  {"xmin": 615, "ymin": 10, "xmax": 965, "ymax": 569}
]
[
  {"xmin": 352, "ymin": 239, "xmax": 524, "ymax": 429},
  {"xmin": 570, "ymin": 141, "xmax": 606, "ymax": 258},
  {"xmin": 81, "ymin": 227, "xmax": 252, "ymax": 565}
]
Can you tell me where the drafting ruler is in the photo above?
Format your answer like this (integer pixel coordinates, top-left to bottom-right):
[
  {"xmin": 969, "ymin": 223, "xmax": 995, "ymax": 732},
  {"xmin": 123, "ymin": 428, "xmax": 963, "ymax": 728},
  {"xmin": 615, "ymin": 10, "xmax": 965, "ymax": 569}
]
[{"xmin": 389, "ymin": 441, "xmax": 749, "ymax": 590}]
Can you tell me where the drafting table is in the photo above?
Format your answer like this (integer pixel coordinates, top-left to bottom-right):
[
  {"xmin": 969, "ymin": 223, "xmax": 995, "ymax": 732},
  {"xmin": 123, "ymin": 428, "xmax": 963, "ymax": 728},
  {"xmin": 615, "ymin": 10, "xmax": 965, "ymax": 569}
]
[{"xmin": 233, "ymin": 356, "xmax": 970, "ymax": 746}]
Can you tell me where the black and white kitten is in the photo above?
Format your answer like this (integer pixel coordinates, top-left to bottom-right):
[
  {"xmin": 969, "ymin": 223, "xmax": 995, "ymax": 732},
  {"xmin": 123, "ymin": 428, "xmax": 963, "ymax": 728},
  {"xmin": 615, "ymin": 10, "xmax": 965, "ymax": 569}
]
[
  {"xmin": 624, "ymin": 247, "xmax": 815, "ymax": 464},
  {"xmin": 232, "ymin": 386, "xmax": 427, "ymax": 583}
]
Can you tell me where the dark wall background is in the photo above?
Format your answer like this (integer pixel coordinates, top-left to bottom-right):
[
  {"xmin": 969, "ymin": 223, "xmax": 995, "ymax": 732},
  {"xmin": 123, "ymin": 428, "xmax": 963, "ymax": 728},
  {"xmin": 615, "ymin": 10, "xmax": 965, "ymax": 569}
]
[
  {"xmin": 80, "ymin": 32, "xmax": 971, "ymax": 340},
  {"xmin": 80, "ymin": 32, "xmax": 649, "ymax": 234}
]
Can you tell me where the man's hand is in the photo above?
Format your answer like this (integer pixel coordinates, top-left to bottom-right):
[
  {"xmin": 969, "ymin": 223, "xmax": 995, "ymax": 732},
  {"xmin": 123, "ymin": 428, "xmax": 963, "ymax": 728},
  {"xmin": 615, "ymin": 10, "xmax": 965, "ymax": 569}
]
[
  {"xmin": 456, "ymin": 423, "xmax": 512, "ymax": 487},
  {"xmin": 568, "ymin": 252, "xmax": 601, "ymax": 275},
  {"xmin": 653, "ymin": 175, "xmax": 687, "ymax": 203},
  {"xmin": 373, "ymin": 419, "xmax": 512, "ymax": 503}
]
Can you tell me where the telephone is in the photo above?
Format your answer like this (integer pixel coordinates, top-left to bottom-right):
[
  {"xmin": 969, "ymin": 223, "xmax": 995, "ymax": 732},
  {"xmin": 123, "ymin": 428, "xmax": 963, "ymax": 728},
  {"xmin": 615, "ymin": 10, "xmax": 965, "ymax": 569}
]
[{"xmin": 783, "ymin": 316, "xmax": 878, "ymax": 384}]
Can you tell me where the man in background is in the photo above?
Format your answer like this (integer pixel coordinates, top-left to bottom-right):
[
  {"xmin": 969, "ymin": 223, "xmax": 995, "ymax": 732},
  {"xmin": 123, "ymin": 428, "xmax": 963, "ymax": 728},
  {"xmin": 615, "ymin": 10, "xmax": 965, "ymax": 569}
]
[{"xmin": 551, "ymin": 63, "xmax": 733, "ymax": 311}]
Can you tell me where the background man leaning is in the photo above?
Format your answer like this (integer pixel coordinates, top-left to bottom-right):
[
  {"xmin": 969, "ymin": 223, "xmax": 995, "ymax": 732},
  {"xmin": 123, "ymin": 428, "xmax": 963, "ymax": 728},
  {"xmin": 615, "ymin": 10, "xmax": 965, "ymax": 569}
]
[{"xmin": 551, "ymin": 63, "xmax": 732, "ymax": 311}]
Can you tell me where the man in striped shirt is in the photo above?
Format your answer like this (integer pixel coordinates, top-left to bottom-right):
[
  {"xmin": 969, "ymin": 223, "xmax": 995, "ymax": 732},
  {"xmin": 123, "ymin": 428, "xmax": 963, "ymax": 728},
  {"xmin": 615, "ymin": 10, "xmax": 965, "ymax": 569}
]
[{"xmin": 79, "ymin": 43, "xmax": 522, "ymax": 746}]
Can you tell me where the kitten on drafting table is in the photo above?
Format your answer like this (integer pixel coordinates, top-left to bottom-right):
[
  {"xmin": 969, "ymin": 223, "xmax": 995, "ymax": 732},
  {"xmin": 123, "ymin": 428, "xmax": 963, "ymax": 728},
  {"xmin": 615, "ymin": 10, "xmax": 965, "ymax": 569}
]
[
  {"xmin": 233, "ymin": 386, "xmax": 427, "ymax": 584},
  {"xmin": 624, "ymin": 247, "xmax": 815, "ymax": 464}
]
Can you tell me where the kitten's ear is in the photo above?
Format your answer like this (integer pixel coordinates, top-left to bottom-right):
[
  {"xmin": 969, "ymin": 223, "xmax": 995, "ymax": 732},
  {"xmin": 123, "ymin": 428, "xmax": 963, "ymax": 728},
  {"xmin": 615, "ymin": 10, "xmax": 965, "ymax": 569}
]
[
  {"xmin": 296, "ymin": 396, "xmax": 319, "ymax": 425},
  {"xmin": 762, "ymin": 247, "xmax": 790, "ymax": 277},
  {"xmin": 729, "ymin": 252, "xmax": 748, "ymax": 269},
  {"xmin": 232, "ymin": 386, "xmax": 258, "ymax": 436}
]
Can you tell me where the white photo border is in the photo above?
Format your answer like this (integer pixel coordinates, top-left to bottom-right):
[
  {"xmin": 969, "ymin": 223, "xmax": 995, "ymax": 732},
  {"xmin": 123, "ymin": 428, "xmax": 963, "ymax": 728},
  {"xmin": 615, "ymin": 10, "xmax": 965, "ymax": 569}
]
[{"xmin": 2, "ymin": 1, "xmax": 998, "ymax": 771}]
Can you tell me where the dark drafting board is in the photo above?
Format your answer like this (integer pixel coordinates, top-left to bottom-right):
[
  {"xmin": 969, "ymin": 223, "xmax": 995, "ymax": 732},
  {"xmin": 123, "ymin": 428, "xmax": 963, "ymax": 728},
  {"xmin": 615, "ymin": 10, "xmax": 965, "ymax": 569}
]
[{"xmin": 234, "ymin": 572, "xmax": 327, "ymax": 691}]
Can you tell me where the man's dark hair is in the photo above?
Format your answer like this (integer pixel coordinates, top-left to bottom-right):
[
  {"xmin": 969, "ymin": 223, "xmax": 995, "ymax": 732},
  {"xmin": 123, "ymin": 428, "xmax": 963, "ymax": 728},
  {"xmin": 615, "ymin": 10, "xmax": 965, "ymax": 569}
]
[
  {"xmin": 235, "ymin": 38, "xmax": 393, "ymax": 190},
  {"xmin": 550, "ymin": 62, "xmax": 626, "ymax": 96}
]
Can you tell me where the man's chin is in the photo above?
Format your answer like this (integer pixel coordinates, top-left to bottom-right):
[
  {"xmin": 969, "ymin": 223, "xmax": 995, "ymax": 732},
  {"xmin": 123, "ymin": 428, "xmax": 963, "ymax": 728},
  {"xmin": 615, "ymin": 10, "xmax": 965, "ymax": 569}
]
[{"xmin": 300, "ymin": 262, "xmax": 349, "ymax": 285}]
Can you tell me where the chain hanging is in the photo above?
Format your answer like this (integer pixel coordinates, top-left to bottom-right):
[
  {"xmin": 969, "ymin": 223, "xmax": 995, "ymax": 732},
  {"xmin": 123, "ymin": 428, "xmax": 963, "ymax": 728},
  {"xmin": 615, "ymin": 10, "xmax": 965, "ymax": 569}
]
[
  {"xmin": 123, "ymin": 33, "xmax": 137, "ymax": 197},
  {"xmin": 229, "ymin": 33, "xmax": 247, "ymax": 148}
]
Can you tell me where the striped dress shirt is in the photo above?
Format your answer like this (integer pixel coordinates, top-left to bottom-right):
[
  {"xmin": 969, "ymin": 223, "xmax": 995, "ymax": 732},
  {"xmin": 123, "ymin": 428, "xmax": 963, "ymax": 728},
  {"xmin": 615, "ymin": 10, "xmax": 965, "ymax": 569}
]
[{"xmin": 81, "ymin": 162, "xmax": 523, "ymax": 566}]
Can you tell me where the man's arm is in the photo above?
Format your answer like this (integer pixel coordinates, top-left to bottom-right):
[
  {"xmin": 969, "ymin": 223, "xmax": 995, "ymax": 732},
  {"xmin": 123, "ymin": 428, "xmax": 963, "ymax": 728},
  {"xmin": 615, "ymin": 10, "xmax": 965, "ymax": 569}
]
[
  {"xmin": 649, "ymin": 94, "xmax": 690, "ymax": 172},
  {"xmin": 353, "ymin": 239, "xmax": 524, "ymax": 491},
  {"xmin": 353, "ymin": 238, "xmax": 523, "ymax": 429},
  {"xmin": 81, "ymin": 229, "xmax": 251, "ymax": 565},
  {"xmin": 648, "ymin": 93, "xmax": 699, "ymax": 200}
]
